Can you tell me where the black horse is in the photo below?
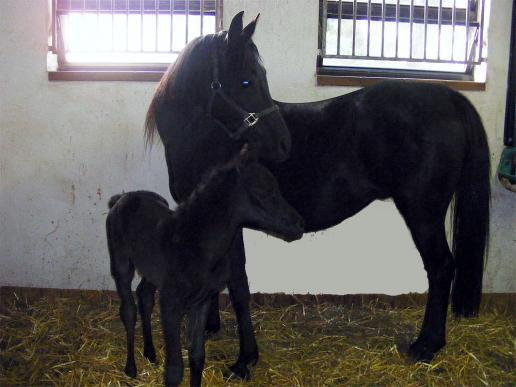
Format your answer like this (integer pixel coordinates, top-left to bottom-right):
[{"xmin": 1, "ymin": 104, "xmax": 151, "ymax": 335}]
[{"xmin": 145, "ymin": 11, "xmax": 490, "ymax": 379}]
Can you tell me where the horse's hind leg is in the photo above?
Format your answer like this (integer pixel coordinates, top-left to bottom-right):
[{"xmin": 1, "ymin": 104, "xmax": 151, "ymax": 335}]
[
  {"xmin": 395, "ymin": 200, "xmax": 455, "ymax": 362},
  {"xmin": 112, "ymin": 263, "xmax": 138, "ymax": 377},
  {"xmin": 226, "ymin": 230, "xmax": 258, "ymax": 380},
  {"xmin": 136, "ymin": 277, "xmax": 157, "ymax": 363}
]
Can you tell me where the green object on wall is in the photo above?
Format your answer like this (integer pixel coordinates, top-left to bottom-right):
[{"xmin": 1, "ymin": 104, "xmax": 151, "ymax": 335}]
[{"xmin": 497, "ymin": 147, "xmax": 516, "ymax": 187}]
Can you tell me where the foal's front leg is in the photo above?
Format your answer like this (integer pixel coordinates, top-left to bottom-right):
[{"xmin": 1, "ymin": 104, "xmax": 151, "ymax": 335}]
[
  {"xmin": 187, "ymin": 301, "xmax": 210, "ymax": 387},
  {"xmin": 160, "ymin": 290, "xmax": 184, "ymax": 387}
]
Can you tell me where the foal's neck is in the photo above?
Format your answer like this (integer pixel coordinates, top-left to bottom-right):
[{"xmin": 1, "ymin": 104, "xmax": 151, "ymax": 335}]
[{"xmin": 173, "ymin": 168, "xmax": 241, "ymax": 261}]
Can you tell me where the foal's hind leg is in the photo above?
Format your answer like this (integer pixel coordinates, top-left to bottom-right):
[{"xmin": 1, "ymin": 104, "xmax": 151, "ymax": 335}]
[
  {"xmin": 136, "ymin": 278, "xmax": 157, "ymax": 363},
  {"xmin": 205, "ymin": 293, "xmax": 221, "ymax": 335},
  {"xmin": 113, "ymin": 266, "xmax": 138, "ymax": 377},
  {"xmin": 396, "ymin": 202, "xmax": 455, "ymax": 362}
]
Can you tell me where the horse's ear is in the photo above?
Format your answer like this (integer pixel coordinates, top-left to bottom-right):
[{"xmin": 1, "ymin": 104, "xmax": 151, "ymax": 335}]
[
  {"xmin": 228, "ymin": 11, "xmax": 244, "ymax": 47},
  {"xmin": 241, "ymin": 14, "xmax": 259, "ymax": 42}
]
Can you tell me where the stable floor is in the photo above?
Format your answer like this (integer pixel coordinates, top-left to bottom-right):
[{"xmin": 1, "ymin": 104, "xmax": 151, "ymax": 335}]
[{"xmin": 0, "ymin": 291, "xmax": 514, "ymax": 386}]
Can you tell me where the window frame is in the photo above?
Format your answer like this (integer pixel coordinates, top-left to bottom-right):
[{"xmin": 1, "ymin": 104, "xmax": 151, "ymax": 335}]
[
  {"xmin": 48, "ymin": 0, "xmax": 223, "ymax": 81},
  {"xmin": 316, "ymin": 0, "xmax": 489, "ymax": 90}
]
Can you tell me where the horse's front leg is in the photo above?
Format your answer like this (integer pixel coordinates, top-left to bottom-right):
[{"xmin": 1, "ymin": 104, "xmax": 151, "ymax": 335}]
[
  {"xmin": 187, "ymin": 300, "xmax": 210, "ymax": 387},
  {"xmin": 160, "ymin": 288, "xmax": 184, "ymax": 387},
  {"xmin": 226, "ymin": 229, "xmax": 258, "ymax": 380}
]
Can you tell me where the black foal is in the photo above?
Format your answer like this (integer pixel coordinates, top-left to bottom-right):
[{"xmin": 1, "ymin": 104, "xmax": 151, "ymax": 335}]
[{"xmin": 106, "ymin": 148, "xmax": 304, "ymax": 387}]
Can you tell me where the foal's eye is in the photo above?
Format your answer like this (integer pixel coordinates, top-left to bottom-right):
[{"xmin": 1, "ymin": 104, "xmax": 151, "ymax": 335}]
[{"xmin": 241, "ymin": 80, "xmax": 252, "ymax": 88}]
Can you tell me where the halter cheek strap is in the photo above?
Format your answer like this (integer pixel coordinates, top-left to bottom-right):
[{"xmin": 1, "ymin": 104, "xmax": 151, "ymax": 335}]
[{"xmin": 207, "ymin": 54, "xmax": 280, "ymax": 140}]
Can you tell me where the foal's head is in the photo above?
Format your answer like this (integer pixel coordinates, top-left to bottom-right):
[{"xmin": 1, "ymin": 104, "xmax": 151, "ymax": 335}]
[{"xmin": 230, "ymin": 147, "xmax": 304, "ymax": 242}]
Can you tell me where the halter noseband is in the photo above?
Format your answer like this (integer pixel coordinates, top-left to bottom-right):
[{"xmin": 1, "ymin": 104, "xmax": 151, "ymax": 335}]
[{"xmin": 207, "ymin": 54, "xmax": 279, "ymax": 140}]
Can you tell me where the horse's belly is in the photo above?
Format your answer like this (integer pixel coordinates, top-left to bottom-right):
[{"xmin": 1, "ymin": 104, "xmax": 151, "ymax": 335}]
[{"xmin": 281, "ymin": 172, "xmax": 379, "ymax": 233}]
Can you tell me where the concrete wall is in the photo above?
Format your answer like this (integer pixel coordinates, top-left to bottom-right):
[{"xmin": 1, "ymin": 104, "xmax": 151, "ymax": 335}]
[{"xmin": 1, "ymin": 0, "xmax": 514, "ymax": 294}]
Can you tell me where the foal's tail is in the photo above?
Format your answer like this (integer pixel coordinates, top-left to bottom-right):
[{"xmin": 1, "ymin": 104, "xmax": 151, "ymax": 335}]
[
  {"xmin": 450, "ymin": 93, "xmax": 490, "ymax": 318},
  {"xmin": 108, "ymin": 194, "xmax": 123, "ymax": 209}
]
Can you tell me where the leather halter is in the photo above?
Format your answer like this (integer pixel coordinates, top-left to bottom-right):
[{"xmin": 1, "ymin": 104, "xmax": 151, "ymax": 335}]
[{"xmin": 207, "ymin": 54, "xmax": 280, "ymax": 140}]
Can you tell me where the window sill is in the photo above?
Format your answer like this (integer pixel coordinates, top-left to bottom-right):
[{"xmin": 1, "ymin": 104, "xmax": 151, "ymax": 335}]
[
  {"xmin": 317, "ymin": 74, "xmax": 486, "ymax": 91},
  {"xmin": 48, "ymin": 70, "xmax": 165, "ymax": 82}
]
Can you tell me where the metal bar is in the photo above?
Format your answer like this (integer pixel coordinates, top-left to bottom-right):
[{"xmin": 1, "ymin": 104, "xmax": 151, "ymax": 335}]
[
  {"xmin": 325, "ymin": 2, "xmax": 471, "ymax": 26},
  {"xmin": 321, "ymin": 0, "xmax": 328, "ymax": 57},
  {"xmin": 478, "ymin": 0, "xmax": 485, "ymax": 62},
  {"xmin": 112, "ymin": 0, "xmax": 115, "ymax": 52},
  {"xmin": 451, "ymin": 0, "xmax": 456, "ymax": 60},
  {"xmin": 337, "ymin": 0, "xmax": 342, "ymax": 55},
  {"xmin": 140, "ymin": 0, "xmax": 143, "ymax": 51},
  {"xmin": 465, "ymin": 0, "xmax": 470, "ymax": 63},
  {"xmin": 381, "ymin": 0, "xmax": 385, "ymax": 57},
  {"xmin": 200, "ymin": 0, "xmax": 204, "ymax": 35},
  {"xmin": 155, "ymin": 0, "xmax": 158, "ymax": 51},
  {"xmin": 125, "ymin": 0, "xmax": 129, "ymax": 52},
  {"xmin": 395, "ymin": 0, "xmax": 399, "ymax": 58},
  {"xmin": 215, "ymin": 0, "xmax": 221, "ymax": 31},
  {"xmin": 323, "ymin": 53, "xmax": 482, "ymax": 65},
  {"xmin": 409, "ymin": 0, "xmax": 414, "ymax": 59},
  {"xmin": 352, "ymin": 0, "xmax": 357, "ymax": 56},
  {"xmin": 170, "ymin": 0, "xmax": 174, "ymax": 52},
  {"xmin": 424, "ymin": 0, "xmax": 428, "ymax": 60},
  {"xmin": 185, "ymin": 0, "xmax": 189, "ymax": 44},
  {"xmin": 367, "ymin": 0, "xmax": 371, "ymax": 57},
  {"xmin": 438, "ymin": 0, "xmax": 442, "ymax": 60}
]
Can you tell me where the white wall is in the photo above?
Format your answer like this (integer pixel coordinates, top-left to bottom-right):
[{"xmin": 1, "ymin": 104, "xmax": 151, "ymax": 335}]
[{"xmin": 1, "ymin": 0, "xmax": 514, "ymax": 294}]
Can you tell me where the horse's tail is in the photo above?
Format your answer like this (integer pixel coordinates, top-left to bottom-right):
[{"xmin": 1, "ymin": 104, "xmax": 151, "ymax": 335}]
[
  {"xmin": 108, "ymin": 194, "xmax": 123, "ymax": 209},
  {"xmin": 450, "ymin": 93, "xmax": 490, "ymax": 318},
  {"xmin": 144, "ymin": 68, "xmax": 171, "ymax": 149},
  {"xmin": 144, "ymin": 91, "xmax": 160, "ymax": 149}
]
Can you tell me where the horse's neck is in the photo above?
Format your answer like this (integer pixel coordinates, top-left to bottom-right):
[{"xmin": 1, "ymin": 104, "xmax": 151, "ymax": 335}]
[{"xmin": 277, "ymin": 95, "xmax": 359, "ymax": 147}]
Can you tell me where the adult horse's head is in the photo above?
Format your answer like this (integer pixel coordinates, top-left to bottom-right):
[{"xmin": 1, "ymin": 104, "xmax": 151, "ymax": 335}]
[{"xmin": 145, "ymin": 11, "xmax": 291, "ymax": 163}]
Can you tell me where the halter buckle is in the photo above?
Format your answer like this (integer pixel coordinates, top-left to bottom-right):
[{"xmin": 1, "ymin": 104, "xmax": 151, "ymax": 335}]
[{"xmin": 244, "ymin": 113, "xmax": 259, "ymax": 127}]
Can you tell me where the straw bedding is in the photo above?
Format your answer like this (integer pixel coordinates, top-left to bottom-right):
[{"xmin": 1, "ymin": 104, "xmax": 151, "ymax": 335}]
[{"xmin": 0, "ymin": 291, "xmax": 514, "ymax": 386}]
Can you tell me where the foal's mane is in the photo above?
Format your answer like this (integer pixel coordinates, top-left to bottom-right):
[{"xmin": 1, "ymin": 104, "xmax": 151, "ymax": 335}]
[{"xmin": 172, "ymin": 156, "xmax": 241, "ymax": 233}]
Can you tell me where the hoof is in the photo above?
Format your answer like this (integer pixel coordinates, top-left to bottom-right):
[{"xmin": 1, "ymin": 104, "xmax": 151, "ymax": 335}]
[
  {"xmin": 204, "ymin": 325, "xmax": 220, "ymax": 339},
  {"xmin": 407, "ymin": 340, "xmax": 441, "ymax": 363},
  {"xmin": 205, "ymin": 322, "xmax": 221, "ymax": 337},
  {"xmin": 224, "ymin": 363, "xmax": 251, "ymax": 381},
  {"xmin": 124, "ymin": 364, "xmax": 137, "ymax": 378},
  {"xmin": 144, "ymin": 347, "xmax": 157, "ymax": 364}
]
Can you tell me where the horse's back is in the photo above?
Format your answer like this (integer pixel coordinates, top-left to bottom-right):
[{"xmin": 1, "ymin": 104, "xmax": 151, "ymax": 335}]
[{"xmin": 353, "ymin": 82, "xmax": 479, "ymax": 198}]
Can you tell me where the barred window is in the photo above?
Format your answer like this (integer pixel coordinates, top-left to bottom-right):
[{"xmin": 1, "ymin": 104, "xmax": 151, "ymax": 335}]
[
  {"xmin": 48, "ymin": 0, "xmax": 222, "ymax": 78},
  {"xmin": 318, "ymin": 0, "xmax": 490, "ymax": 84}
]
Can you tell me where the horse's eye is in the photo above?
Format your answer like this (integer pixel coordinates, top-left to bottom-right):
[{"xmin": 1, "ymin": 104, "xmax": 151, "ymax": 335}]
[{"xmin": 241, "ymin": 80, "xmax": 252, "ymax": 88}]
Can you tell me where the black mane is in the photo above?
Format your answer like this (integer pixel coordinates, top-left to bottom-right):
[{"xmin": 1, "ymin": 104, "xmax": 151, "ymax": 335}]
[
  {"xmin": 144, "ymin": 31, "xmax": 264, "ymax": 148},
  {"xmin": 172, "ymin": 157, "xmax": 239, "ymax": 235},
  {"xmin": 145, "ymin": 32, "xmax": 225, "ymax": 147}
]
